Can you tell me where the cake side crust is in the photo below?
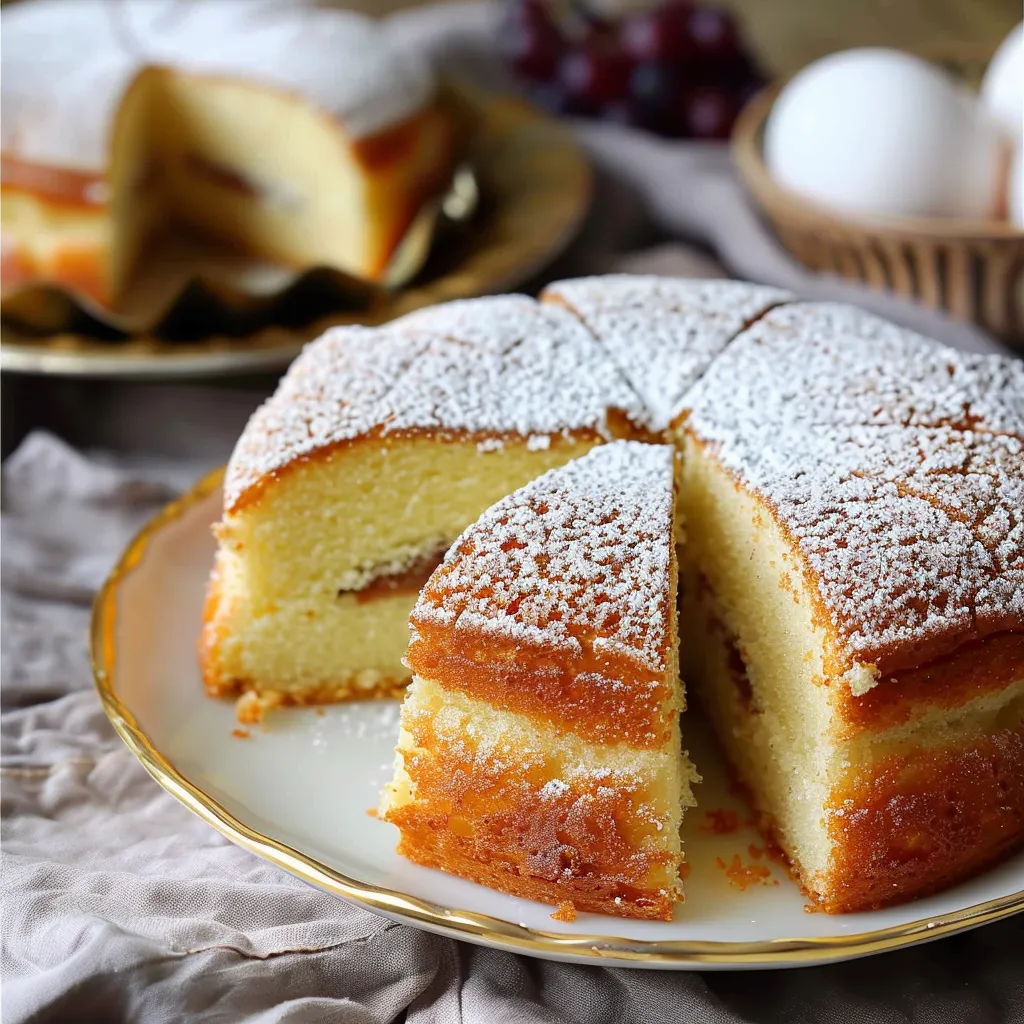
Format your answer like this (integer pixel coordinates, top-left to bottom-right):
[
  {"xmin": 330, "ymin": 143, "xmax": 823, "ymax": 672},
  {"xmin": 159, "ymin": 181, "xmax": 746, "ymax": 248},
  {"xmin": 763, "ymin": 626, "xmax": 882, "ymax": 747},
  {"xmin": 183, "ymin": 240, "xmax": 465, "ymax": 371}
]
[
  {"xmin": 381, "ymin": 678, "xmax": 689, "ymax": 921},
  {"xmin": 821, "ymin": 719, "xmax": 1024, "ymax": 912}
]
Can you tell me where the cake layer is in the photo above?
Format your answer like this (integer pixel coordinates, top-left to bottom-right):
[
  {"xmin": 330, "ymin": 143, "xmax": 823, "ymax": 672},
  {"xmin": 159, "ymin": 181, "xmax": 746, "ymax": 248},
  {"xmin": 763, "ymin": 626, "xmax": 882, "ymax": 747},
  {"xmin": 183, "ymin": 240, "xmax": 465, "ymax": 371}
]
[
  {"xmin": 202, "ymin": 548, "xmax": 420, "ymax": 704},
  {"xmin": 383, "ymin": 443, "xmax": 696, "ymax": 920},
  {"xmin": 219, "ymin": 430, "xmax": 599, "ymax": 604},
  {"xmin": 686, "ymin": 585, "xmax": 1024, "ymax": 911},
  {"xmin": 109, "ymin": 66, "xmax": 452, "ymax": 296},
  {"xmin": 203, "ymin": 435, "xmax": 596, "ymax": 705},
  {"xmin": 380, "ymin": 674, "xmax": 696, "ymax": 921}
]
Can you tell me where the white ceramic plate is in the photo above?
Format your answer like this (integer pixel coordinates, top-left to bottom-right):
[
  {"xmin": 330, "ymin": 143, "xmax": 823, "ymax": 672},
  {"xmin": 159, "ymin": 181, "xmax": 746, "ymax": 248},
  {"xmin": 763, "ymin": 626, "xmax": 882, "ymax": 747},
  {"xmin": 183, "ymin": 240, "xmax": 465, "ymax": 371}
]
[{"xmin": 92, "ymin": 469, "xmax": 1024, "ymax": 970}]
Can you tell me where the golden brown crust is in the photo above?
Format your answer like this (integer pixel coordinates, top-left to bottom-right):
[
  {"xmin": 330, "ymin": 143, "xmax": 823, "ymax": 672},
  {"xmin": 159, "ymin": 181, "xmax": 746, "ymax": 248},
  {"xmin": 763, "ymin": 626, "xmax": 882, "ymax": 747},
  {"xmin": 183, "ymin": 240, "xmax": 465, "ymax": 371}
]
[
  {"xmin": 198, "ymin": 554, "xmax": 234, "ymax": 697},
  {"xmin": 356, "ymin": 103, "xmax": 455, "ymax": 279},
  {"xmin": 821, "ymin": 723, "xmax": 1024, "ymax": 913},
  {"xmin": 712, "ymin": 723, "xmax": 1024, "ymax": 914},
  {"xmin": 1, "ymin": 155, "xmax": 106, "ymax": 208},
  {"xmin": 833, "ymin": 631, "xmax": 1024, "ymax": 737},
  {"xmin": 383, "ymin": 712, "xmax": 679, "ymax": 921},
  {"xmin": 406, "ymin": 624, "xmax": 670, "ymax": 748}
]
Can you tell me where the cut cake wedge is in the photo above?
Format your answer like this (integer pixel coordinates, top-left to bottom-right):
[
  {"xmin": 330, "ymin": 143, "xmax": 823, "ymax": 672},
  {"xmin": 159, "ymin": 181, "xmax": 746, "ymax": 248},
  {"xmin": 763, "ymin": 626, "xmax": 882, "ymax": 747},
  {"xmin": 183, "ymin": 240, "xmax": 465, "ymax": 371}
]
[
  {"xmin": 676, "ymin": 302, "xmax": 1024, "ymax": 912},
  {"xmin": 380, "ymin": 441, "xmax": 698, "ymax": 921}
]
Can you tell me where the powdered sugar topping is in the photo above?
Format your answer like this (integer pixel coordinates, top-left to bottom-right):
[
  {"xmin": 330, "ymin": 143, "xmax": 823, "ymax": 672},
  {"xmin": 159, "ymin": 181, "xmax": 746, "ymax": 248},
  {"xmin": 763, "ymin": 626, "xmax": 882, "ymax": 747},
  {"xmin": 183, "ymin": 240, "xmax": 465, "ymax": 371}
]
[
  {"xmin": 684, "ymin": 302, "xmax": 1024, "ymax": 670},
  {"xmin": 545, "ymin": 275, "xmax": 790, "ymax": 431},
  {"xmin": 225, "ymin": 295, "xmax": 644, "ymax": 510},
  {"xmin": 411, "ymin": 442, "xmax": 676, "ymax": 673}
]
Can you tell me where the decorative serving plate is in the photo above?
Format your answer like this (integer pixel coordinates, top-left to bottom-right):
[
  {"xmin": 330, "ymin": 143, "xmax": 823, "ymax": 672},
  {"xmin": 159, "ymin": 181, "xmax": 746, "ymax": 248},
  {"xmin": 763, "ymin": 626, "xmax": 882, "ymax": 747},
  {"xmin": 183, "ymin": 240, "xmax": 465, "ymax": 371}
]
[
  {"xmin": 3, "ymin": 93, "xmax": 591, "ymax": 378},
  {"xmin": 92, "ymin": 468, "xmax": 1024, "ymax": 970}
]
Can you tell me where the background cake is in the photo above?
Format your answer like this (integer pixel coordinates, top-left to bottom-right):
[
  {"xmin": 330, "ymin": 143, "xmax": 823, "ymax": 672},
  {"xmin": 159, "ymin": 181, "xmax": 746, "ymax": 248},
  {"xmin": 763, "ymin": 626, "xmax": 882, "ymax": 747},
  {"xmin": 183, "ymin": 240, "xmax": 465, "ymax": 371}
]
[
  {"xmin": 1, "ymin": 0, "xmax": 452, "ymax": 308},
  {"xmin": 381, "ymin": 442, "xmax": 698, "ymax": 921}
]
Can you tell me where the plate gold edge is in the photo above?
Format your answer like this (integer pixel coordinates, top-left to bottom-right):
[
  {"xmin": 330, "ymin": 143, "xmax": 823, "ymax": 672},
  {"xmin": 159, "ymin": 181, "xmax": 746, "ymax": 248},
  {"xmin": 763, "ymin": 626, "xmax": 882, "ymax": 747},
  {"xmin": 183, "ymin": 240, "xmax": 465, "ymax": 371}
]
[{"xmin": 90, "ymin": 467, "xmax": 1024, "ymax": 967}]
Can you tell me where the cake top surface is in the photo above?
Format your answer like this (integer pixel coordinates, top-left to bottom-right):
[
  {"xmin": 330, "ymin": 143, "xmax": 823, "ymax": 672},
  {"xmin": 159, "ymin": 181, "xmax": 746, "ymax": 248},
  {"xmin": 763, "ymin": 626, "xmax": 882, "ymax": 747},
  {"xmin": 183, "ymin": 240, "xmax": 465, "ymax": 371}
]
[
  {"xmin": 684, "ymin": 301, "xmax": 1024, "ymax": 676},
  {"xmin": 224, "ymin": 295, "xmax": 645, "ymax": 511},
  {"xmin": 2, "ymin": 0, "xmax": 434, "ymax": 171},
  {"xmin": 545, "ymin": 275, "xmax": 791, "ymax": 431},
  {"xmin": 410, "ymin": 441, "xmax": 677, "ymax": 674}
]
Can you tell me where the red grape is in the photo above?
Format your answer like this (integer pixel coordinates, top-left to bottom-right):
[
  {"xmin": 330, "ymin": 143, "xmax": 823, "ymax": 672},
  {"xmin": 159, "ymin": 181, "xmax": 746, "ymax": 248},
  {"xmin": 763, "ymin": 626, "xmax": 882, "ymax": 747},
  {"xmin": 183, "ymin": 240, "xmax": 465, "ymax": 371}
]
[
  {"xmin": 679, "ymin": 85, "xmax": 739, "ymax": 139},
  {"xmin": 559, "ymin": 44, "xmax": 631, "ymax": 104},
  {"xmin": 628, "ymin": 61, "xmax": 682, "ymax": 127},
  {"xmin": 499, "ymin": 12, "xmax": 564, "ymax": 82},
  {"xmin": 684, "ymin": 6, "xmax": 739, "ymax": 59},
  {"xmin": 530, "ymin": 80, "xmax": 596, "ymax": 117},
  {"xmin": 620, "ymin": 2, "xmax": 693, "ymax": 62}
]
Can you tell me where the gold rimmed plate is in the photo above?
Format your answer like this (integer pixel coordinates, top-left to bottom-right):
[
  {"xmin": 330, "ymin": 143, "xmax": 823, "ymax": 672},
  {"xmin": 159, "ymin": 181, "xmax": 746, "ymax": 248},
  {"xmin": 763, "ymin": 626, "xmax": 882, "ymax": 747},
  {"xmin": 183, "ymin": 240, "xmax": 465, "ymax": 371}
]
[
  {"xmin": 4, "ymin": 93, "xmax": 591, "ymax": 378},
  {"xmin": 91, "ymin": 468, "xmax": 1024, "ymax": 969}
]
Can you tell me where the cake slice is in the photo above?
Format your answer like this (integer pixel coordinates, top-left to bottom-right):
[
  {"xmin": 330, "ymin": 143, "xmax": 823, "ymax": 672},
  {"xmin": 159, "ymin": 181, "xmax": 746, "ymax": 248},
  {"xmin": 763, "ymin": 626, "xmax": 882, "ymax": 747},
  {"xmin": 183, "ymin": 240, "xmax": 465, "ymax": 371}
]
[
  {"xmin": 675, "ymin": 302, "xmax": 1024, "ymax": 912},
  {"xmin": 381, "ymin": 442, "xmax": 698, "ymax": 921},
  {"xmin": 201, "ymin": 295, "xmax": 645, "ymax": 721},
  {"xmin": 543, "ymin": 275, "xmax": 790, "ymax": 431}
]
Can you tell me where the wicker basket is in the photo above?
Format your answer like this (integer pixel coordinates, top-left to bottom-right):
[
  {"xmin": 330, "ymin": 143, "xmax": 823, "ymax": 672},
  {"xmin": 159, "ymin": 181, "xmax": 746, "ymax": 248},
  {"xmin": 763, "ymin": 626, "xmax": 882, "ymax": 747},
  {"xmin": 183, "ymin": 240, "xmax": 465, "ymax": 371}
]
[{"xmin": 732, "ymin": 85, "xmax": 1024, "ymax": 350}]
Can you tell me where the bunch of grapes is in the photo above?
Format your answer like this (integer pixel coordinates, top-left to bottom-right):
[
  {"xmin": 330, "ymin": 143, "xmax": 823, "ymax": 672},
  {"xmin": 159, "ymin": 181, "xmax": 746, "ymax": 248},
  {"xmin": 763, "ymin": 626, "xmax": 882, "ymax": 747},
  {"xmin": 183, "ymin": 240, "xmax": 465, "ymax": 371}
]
[{"xmin": 498, "ymin": 0, "xmax": 766, "ymax": 140}]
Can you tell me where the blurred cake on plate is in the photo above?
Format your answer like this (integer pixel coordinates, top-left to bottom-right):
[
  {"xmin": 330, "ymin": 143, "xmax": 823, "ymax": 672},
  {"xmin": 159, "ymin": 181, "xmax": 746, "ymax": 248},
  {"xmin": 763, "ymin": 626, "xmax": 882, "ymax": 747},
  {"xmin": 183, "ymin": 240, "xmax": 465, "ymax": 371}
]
[{"xmin": 1, "ymin": 0, "xmax": 453, "ymax": 309}]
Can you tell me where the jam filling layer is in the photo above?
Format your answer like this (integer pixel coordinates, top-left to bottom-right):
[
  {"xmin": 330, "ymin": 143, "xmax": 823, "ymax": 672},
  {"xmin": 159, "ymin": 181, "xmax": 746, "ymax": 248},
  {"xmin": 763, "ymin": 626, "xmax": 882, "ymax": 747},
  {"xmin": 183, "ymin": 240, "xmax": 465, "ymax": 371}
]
[{"xmin": 343, "ymin": 548, "xmax": 449, "ymax": 605}]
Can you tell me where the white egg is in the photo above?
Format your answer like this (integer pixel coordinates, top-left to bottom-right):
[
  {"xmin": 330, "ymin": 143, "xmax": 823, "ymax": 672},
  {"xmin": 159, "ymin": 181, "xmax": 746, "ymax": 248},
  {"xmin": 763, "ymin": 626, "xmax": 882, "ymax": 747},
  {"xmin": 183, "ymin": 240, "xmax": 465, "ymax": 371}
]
[
  {"xmin": 1010, "ymin": 138, "xmax": 1023, "ymax": 226},
  {"xmin": 981, "ymin": 22, "xmax": 1022, "ymax": 140},
  {"xmin": 764, "ymin": 48, "xmax": 1007, "ymax": 220}
]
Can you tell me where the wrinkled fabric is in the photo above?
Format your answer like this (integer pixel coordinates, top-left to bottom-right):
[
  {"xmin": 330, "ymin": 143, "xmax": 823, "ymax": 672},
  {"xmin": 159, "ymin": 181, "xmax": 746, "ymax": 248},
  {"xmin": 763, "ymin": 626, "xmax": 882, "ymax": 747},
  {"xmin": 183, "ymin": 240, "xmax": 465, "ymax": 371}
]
[{"xmin": 3, "ymin": 438, "xmax": 1024, "ymax": 1023}]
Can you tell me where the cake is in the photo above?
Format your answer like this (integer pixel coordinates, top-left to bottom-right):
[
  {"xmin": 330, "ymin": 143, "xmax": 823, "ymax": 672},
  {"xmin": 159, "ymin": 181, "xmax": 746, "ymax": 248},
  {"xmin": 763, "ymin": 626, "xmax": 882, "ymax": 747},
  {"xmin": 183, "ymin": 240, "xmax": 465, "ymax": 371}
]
[
  {"xmin": 380, "ymin": 442, "xmax": 699, "ymax": 921},
  {"xmin": 676, "ymin": 301, "xmax": 1024, "ymax": 912},
  {"xmin": 201, "ymin": 273, "xmax": 1023, "ymax": 914},
  {"xmin": 200, "ymin": 294, "xmax": 645, "ymax": 722},
  {"xmin": 1, "ymin": 0, "xmax": 452, "ymax": 308}
]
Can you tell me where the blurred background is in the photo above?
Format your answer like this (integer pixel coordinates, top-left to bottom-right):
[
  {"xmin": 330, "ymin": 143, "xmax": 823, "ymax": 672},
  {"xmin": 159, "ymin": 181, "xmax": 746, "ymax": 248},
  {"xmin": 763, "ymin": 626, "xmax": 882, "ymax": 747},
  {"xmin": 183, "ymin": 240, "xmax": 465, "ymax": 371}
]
[{"xmin": 349, "ymin": 0, "xmax": 1019, "ymax": 76}]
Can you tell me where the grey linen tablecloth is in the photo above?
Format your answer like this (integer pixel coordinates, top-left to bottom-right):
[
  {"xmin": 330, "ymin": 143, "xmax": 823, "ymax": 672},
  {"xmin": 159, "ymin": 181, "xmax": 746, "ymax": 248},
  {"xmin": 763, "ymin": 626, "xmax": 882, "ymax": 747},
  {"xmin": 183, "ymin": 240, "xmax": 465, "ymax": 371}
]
[{"xmin": 4, "ymin": 3, "xmax": 1024, "ymax": 1021}]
